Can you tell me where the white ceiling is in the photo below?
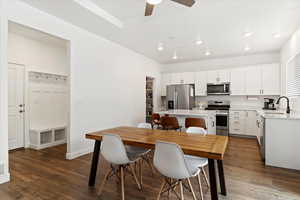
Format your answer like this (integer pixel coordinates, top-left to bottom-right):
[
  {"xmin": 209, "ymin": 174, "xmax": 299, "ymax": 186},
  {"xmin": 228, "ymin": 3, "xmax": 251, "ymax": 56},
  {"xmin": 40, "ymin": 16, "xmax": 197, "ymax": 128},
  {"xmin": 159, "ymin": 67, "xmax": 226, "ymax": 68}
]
[{"xmin": 19, "ymin": 0, "xmax": 300, "ymax": 64}]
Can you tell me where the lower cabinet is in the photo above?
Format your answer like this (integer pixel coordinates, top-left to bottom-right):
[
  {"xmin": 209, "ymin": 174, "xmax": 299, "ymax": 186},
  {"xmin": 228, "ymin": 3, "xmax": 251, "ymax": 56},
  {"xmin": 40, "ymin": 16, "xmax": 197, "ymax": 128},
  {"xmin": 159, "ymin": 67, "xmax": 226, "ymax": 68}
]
[
  {"xmin": 229, "ymin": 110, "xmax": 258, "ymax": 136},
  {"xmin": 207, "ymin": 111, "xmax": 216, "ymax": 135}
]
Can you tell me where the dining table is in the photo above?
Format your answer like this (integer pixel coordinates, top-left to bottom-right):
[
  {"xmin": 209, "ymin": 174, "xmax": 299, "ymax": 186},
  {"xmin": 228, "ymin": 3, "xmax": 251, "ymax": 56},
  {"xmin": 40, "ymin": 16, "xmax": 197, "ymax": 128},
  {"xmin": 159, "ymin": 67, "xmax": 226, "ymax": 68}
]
[{"xmin": 85, "ymin": 126, "xmax": 228, "ymax": 200}]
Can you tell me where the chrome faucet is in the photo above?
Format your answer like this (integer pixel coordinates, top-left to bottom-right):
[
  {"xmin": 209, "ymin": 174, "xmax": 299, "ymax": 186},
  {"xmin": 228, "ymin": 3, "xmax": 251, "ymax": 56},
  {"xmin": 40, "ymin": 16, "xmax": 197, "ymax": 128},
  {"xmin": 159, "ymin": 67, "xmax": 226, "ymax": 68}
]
[{"xmin": 276, "ymin": 96, "xmax": 290, "ymax": 114}]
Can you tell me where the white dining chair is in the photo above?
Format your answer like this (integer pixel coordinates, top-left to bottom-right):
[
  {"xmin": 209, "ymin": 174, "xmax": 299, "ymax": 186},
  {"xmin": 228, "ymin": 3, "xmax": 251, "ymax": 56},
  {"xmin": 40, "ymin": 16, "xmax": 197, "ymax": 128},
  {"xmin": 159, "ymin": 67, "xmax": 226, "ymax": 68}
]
[
  {"xmin": 137, "ymin": 122, "xmax": 152, "ymax": 129},
  {"xmin": 125, "ymin": 122, "xmax": 154, "ymax": 186},
  {"xmin": 98, "ymin": 134, "xmax": 142, "ymax": 200},
  {"xmin": 154, "ymin": 141, "xmax": 206, "ymax": 200},
  {"xmin": 186, "ymin": 126, "xmax": 210, "ymax": 199}
]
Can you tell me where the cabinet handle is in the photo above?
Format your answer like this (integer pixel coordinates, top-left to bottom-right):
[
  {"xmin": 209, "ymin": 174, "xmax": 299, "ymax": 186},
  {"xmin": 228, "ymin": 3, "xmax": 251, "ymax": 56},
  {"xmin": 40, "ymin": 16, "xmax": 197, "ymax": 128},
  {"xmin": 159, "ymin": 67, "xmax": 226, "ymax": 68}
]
[{"xmin": 262, "ymin": 90, "xmax": 264, "ymax": 94}]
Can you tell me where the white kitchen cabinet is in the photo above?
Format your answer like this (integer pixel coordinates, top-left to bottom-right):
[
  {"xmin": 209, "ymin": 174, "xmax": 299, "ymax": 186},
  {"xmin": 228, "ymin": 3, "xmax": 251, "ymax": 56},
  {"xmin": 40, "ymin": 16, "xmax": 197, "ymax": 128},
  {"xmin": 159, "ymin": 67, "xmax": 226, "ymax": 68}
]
[
  {"xmin": 244, "ymin": 111, "xmax": 258, "ymax": 136},
  {"xmin": 230, "ymin": 110, "xmax": 258, "ymax": 136},
  {"xmin": 195, "ymin": 71, "xmax": 207, "ymax": 96},
  {"xmin": 218, "ymin": 69, "xmax": 230, "ymax": 83},
  {"xmin": 180, "ymin": 72, "xmax": 195, "ymax": 84},
  {"xmin": 245, "ymin": 66, "xmax": 262, "ymax": 95},
  {"xmin": 207, "ymin": 111, "xmax": 216, "ymax": 135},
  {"xmin": 245, "ymin": 64, "xmax": 280, "ymax": 96},
  {"xmin": 261, "ymin": 64, "xmax": 280, "ymax": 95},
  {"xmin": 230, "ymin": 68, "xmax": 246, "ymax": 95},
  {"xmin": 207, "ymin": 70, "xmax": 230, "ymax": 84},
  {"xmin": 229, "ymin": 111, "xmax": 246, "ymax": 134},
  {"xmin": 171, "ymin": 73, "xmax": 181, "ymax": 85},
  {"xmin": 161, "ymin": 73, "xmax": 172, "ymax": 96},
  {"xmin": 206, "ymin": 70, "xmax": 219, "ymax": 84}
]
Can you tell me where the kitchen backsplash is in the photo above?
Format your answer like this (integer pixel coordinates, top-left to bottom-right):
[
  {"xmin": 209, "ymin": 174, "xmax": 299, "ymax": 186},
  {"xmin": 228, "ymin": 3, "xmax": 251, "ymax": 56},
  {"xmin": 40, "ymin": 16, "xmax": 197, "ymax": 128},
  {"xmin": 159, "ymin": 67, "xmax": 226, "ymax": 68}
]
[{"xmin": 161, "ymin": 95, "xmax": 281, "ymax": 110}]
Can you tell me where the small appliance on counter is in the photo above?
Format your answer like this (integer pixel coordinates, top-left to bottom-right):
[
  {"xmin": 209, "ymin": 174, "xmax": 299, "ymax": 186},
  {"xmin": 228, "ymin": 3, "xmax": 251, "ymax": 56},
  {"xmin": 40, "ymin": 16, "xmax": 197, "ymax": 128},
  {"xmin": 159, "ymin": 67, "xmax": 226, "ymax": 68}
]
[{"xmin": 263, "ymin": 98, "xmax": 276, "ymax": 110}]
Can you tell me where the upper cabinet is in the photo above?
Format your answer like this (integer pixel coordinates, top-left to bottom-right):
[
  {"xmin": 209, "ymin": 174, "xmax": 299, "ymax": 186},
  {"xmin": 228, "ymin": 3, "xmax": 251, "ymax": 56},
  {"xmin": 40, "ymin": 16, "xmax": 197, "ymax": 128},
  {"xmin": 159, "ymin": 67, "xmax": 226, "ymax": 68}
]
[
  {"xmin": 245, "ymin": 66, "xmax": 262, "ymax": 95},
  {"xmin": 195, "ymin": 71, "xmax": 207, "ymax": 96},
  {"xmin": 231, "ymin": 68, "xmax": 246, "ymax": 95},
  {"xmin": 161, "ymin": 63, "xmax": 280, "ymax": 96},
  {"xmin": 161, "ymin": 73, "xmax": 172, "ymax": 96},
  {"xmin": 245, "ymin": 64, "xmax": 280, "ymax": 96},
  {"xmin": 261, "ymin": 64, "xmax": 280, "ymax": 95},
  {"xmin": 207, "ymin": 70, "xmax": 230, "ymax": 84}
]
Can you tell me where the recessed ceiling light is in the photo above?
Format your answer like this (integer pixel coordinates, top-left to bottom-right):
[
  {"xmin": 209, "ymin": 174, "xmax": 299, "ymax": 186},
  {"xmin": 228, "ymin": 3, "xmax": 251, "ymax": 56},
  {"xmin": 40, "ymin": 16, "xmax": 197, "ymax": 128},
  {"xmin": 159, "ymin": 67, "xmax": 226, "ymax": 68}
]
[
  {"xmin": 205, "ymin": 50, "xmax": 211, "ymax": 56},
  {"xmin": 273, "ymin": 33, "xmax": 281, "ymax": 39},
  {"xmin": 244, "ymin": 45, "xmax": 251, "ymax": 51},
  {"xmin": 157, "ymin": 43, "xmax": 164, "ymax": 51},
  {"xmin": 196, "ymin": 40, "xmax": 203, "ymax": 45},
  {"xmin": 147, "ymin": 0, "xmax": 162, "ymax": 5},
  {"xmin": 172, "ymin": 52, "xmax": 178, "ymax": 60},
  {"xmin": 244, "ymin": 32, "xmax": 253, "ymax": 38}
]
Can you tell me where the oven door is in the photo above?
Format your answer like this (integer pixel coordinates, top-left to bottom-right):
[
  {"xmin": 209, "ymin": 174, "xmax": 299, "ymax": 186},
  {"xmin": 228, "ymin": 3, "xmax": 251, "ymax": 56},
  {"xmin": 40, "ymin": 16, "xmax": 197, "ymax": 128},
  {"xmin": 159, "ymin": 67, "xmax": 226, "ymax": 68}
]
[
  {"xmin": 216, "ymin": 113, "xmax": 229, "ymax": 136},
  {"xmin": 207, "ymin": 83, "xmax": 230, "ymax": 95}
]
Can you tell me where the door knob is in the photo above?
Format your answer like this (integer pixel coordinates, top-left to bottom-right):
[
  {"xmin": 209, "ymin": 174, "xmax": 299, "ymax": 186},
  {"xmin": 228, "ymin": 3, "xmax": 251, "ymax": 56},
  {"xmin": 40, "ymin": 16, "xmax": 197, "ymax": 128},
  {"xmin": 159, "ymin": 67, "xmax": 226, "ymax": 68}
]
[{"xmin": 19, "ymin": 110, "xmax": 24, "ymax": 113}]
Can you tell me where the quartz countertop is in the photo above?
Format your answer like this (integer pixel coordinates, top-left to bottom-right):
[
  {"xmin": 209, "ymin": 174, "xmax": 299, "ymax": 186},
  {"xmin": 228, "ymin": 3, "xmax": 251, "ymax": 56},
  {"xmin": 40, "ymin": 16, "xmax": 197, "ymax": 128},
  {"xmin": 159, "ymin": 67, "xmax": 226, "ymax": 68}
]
[
  {"xmin": 256, "ymin": 110, "xmax": 300, "ymax": 120},
  {"xmin": 157, "ymin": 109, "xmax": 209, "ymax": 116}
]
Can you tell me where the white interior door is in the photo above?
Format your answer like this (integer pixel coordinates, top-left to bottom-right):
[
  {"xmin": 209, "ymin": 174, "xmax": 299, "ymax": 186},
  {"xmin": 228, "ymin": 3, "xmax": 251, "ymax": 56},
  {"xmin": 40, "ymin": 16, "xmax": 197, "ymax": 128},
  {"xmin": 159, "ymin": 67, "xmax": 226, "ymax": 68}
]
[{"xmin": 8, "ymin": 63, "xmax": 25, "ymax": 150}]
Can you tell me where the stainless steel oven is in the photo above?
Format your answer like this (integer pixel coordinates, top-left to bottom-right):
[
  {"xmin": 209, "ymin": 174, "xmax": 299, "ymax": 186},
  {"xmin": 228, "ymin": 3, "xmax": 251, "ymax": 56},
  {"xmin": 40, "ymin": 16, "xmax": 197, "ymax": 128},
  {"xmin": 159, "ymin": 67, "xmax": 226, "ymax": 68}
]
[
  {"xmin": 205, "ymin": 101, "xmax": 230, "ymax": 136},
  {"xmin": 207, "ymin": 83, "xmax": 230, "ymax": 95},
  {"xmin": 216, "ymin": 111, "xmax": 229, "ymax": 136}
]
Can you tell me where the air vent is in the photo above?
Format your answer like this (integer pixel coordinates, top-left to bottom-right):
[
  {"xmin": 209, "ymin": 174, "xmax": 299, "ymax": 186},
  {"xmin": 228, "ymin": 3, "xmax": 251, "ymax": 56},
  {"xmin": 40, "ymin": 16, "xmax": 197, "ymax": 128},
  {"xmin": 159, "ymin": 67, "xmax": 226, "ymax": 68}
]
[{"xmin": 0, "ymin": 161, "xmax": 4, "ymax": 175}]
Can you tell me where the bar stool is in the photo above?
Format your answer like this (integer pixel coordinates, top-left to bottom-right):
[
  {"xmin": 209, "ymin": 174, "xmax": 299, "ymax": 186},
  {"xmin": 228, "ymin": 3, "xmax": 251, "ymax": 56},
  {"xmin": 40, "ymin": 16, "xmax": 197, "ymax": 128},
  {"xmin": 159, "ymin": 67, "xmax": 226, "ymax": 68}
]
[
  {"xmin": 160, "ymin": 116, "xmax": 182, "ymax": 131},
  {"xmin": 151, "ymin": 113, "xmax": 161, "ymax": 129},
  {"xmin": 185, "ymin": 118, "xmax": 207, "ymax": 129},
  {"xmin": 154, "ymin": 141, "xmax": 207, "ymax": 200},
  {"xmin": 97, "ymin": 134, "xmax": 142, "ymax": 200}
]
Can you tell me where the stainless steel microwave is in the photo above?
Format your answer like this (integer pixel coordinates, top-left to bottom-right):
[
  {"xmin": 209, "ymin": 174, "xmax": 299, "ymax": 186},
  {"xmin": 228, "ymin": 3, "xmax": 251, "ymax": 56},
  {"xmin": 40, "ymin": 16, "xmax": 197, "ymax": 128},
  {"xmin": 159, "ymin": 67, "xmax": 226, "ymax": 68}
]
[{"xmin": 207, "ymin": 83, "xmax": 230, "ymax": 95}]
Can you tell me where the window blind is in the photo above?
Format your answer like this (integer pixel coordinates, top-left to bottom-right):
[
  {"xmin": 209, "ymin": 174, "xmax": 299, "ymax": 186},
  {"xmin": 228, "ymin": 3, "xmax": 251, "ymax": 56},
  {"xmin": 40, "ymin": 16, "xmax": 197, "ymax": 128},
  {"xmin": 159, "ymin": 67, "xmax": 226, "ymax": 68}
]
[{"xmin": 287, "ymin": 55, "xmax": 300, "ymax": 97}]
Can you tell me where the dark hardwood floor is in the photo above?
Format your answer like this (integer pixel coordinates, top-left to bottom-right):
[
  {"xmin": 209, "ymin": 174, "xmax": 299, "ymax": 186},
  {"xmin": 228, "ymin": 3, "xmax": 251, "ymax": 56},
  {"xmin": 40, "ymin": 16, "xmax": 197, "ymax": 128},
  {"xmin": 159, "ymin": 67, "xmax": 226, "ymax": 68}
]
[{"xmin": 1, "ymin": 137, "xmax": 300, "ymax": 200}]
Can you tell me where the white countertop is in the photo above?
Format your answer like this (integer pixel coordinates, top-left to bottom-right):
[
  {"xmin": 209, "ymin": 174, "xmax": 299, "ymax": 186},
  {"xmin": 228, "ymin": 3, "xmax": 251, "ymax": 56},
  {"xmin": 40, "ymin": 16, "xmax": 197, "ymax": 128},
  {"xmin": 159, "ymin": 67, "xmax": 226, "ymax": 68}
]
[
  {"xmin": 256, "ymin": 110, "xmax": 300, "ymax": 120},
  {"xmin": 157, "ymin": 109, "xmax": 209, "ymax": 116}
]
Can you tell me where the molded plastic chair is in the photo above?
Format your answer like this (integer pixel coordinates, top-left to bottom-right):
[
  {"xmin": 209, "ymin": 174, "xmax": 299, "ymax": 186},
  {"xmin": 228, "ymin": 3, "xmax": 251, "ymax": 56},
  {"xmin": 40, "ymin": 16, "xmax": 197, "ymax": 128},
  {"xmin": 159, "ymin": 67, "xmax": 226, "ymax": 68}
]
[
  {"xmin": 137, "ymin": 122, "xmax": 152, "ymax": 129},
  {"xmin": 98, "ymin": 134, "xmax": 142, "ymax": 200},
  {"xmin": 154, "ymin": 141, "xmax": 205, "ymax": 200},
  {"xmin": 186, "ymin": 127, "xmax": 210, "ymax": 199}
]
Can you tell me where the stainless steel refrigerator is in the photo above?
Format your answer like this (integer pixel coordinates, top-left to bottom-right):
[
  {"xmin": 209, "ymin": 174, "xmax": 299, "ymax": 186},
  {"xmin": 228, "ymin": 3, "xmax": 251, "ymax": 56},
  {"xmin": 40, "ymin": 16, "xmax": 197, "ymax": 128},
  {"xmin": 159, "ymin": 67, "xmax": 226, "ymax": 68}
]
[{"xmin": 166, "ymin": 84, "xmax": 195, "ymax": 110}]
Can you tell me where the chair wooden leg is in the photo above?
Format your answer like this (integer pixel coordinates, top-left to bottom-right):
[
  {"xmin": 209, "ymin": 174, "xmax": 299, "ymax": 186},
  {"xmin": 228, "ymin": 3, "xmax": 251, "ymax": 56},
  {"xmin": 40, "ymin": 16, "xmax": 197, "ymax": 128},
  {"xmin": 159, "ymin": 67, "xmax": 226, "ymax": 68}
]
[
  {"xmin": 179, "ymin": 180, "xmax": 184, "ymax": 200},
  {"xmin": 139, "ymin": 160, "xmax": 143, "ymax": 186},
  {"xmin": 187, "ymin": 178, "xmax": 198, "ymax": 200},
  {"xmin": 121, "ymin": 166, "xmax": 125, "ymax": 200},
  {"xmin": 202, "ymin": 167, "xmax": 210, "ymax": 188},
  {"xmin": 197, "ymin": 174, "xmax": 204, "ymax": 200},
  {"xmin": 130, "ymin": 164, "xmax": 142, "ymax": 190},
  {"xmin": 157, "ymin": 179, "xmax": 166, "ymax": 200},
  {"xmin": 97, "ymin": 169, "xmax": 112, "ymax": 196}
]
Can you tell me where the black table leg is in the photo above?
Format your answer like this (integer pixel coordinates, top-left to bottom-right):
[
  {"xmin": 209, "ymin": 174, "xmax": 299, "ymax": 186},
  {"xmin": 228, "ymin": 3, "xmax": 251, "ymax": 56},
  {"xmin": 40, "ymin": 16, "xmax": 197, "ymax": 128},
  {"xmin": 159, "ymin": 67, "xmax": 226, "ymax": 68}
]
[
  {"xmin": 208, "ymin": 159, "xmax": 218, "ymax": 200},
  {"xmin": 88, "ymin": 140, "xmax": 101, "ymax": 187},
  {"xmin": 217, "ymin": 160, "xmax": 227, "ymax": 196}
]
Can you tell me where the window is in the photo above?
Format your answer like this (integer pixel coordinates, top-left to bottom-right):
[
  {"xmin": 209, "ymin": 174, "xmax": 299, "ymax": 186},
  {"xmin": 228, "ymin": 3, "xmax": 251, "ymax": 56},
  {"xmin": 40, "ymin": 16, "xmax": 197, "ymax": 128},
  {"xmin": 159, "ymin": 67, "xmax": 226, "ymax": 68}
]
[{"xmin": 287, "ymin": 53, "xmax": 300, "ymax": 97}]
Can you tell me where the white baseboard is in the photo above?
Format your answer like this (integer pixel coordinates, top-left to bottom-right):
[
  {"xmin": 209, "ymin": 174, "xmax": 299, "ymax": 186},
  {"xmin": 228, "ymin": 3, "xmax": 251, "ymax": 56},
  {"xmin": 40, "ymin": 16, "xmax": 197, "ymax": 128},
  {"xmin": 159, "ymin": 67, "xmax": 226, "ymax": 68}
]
[
  {"xmin": 66, "ymin": 147, "xmax": 93, "ymax": 160},
  {"xmin": 0, "ymin": 173, "xmax": 10, "ymax": 184}
]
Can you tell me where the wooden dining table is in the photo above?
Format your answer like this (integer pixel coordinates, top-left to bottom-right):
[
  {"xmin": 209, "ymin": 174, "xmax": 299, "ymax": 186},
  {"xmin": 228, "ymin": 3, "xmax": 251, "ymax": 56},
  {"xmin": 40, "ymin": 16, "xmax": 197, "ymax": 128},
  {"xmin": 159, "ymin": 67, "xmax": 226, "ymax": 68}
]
[{"xmin": 85, "ymin": 126, "xmax": 228, "ymax": 200}]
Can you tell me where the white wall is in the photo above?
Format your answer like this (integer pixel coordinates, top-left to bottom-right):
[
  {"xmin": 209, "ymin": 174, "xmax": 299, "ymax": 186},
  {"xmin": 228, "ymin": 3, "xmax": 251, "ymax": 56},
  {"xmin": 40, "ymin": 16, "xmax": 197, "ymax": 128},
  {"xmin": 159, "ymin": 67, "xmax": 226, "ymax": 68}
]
[
  {"xmin": 0, "ymin": 0, "xmax": 10, "ymax": 184},
  {"xmin": 281, "ymin": 27, "xmax": 300, "ymax": 113},
  {"xmin": 162, "ymin": 52, "xmax": 280, "ymax": 72},
  {"xmin": 8, "ymin": 31, "xmax": 68, "ymax": 75},
  {"xmin": 0, "ymin": 0, "xmax": 162, "ymax": 183}
]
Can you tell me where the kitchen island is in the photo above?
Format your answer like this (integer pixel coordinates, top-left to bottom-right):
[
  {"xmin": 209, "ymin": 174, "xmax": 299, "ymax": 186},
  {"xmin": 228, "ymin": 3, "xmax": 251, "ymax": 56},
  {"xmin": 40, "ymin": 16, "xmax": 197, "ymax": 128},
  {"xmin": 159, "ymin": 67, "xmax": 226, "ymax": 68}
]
[{"xmin": 157, "ymin": 109, "xmax": 216, "ymax": 134}]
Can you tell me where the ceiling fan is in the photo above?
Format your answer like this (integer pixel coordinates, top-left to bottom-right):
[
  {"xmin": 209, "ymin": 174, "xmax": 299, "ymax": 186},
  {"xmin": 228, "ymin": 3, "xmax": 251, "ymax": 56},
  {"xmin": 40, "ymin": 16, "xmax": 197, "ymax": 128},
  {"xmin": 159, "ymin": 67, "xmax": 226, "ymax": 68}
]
[{"xmin": 145, "ymin": 0, "xmax": 196, "ymax": 16}]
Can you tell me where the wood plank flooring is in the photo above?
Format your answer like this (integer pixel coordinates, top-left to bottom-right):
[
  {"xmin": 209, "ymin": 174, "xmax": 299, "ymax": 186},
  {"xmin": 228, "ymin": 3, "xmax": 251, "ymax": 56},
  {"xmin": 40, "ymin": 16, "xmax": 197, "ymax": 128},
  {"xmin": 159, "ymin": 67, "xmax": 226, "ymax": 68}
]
[{"xmin": 1, "ymin": 137, "xmax": 300, "ymax": 200}]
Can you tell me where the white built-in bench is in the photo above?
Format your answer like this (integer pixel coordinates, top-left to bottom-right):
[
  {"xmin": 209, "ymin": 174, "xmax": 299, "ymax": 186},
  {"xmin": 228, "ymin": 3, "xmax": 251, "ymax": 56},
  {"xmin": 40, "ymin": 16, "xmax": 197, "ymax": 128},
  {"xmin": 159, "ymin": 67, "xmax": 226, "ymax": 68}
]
[{"xmin": 29, "ymin": 125, "xmax": 66, "ymax": 150}]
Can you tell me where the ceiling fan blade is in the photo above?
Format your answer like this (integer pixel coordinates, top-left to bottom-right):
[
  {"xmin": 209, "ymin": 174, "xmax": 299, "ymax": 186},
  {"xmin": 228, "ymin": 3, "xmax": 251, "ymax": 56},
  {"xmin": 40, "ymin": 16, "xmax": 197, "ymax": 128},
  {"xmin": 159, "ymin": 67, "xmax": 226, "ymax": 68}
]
[
  {"xmin": 145, "ymin": 3, "xmax": 155, "ymax": 16},
  {"xmin": 170, "ymin": 0, "xmax": 195, "ymax": 7}
]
